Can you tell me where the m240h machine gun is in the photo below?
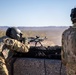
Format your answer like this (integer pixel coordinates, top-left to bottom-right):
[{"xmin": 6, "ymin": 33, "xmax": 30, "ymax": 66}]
[{"xmin": 28, "ymin": 36, "xmax": 47, "ymax": 46}]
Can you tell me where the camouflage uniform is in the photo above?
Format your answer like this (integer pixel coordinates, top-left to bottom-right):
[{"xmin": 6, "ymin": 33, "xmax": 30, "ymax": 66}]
[
  {"xmin": 0, "ymin": 56, "xmax": 9, "ymax": 75},
  {"xmin": 0, "ymin": 36, "xmax": 30, "ymax": 75},
  {"xmin": 61, "ymin": 25, "xmax": 76, "ymax": 75}
]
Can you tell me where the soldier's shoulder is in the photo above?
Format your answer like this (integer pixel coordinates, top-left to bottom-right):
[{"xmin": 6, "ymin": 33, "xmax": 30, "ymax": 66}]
[
  {"xmin": 62, "ymin": 26, "xmax": 72, "ymax": 35},
  {"xmin": 0, "ymin": 36, "xmax": 14, "ymax": 45},
  {"xmin": 0, "ymin": 36, "xmax": 7, "ymax": 52},
  {"xmin": 0, "ymin": 36, "xmax": 8, "ymax": 42}
]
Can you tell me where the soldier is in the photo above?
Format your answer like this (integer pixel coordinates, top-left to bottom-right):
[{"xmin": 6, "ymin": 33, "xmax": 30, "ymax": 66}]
[
  {"xmin": 61, "ymin": 7, "xmax": 76, "ymax": 75},
  {"xmin": 0, "ymin": 27, "xmax": 30, "ymax": 75}
]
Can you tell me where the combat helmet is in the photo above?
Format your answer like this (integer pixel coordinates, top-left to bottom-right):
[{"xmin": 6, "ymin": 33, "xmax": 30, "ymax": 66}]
[
  {"xmin": 70, "ymin": 7, "xmax": 76, "ymax": 23},
  {"xmin": 6, "ymin": 27, "xmax": 23, "ymax": 41}
]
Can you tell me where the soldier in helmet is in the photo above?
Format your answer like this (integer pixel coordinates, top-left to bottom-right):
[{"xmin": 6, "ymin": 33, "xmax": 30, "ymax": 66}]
[
  {"xmin": 0, "ymin": 27, "xmax": 30, "ymax": 75},
  {"xmin": 61, "ymin": 7, "xmax": 76, "ymax": 75}
]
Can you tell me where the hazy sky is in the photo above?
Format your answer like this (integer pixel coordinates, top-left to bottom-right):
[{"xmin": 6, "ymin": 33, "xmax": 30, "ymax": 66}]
[{"xmin": 0, "ymin": 0, "xmax": 76, "ymax": 27}]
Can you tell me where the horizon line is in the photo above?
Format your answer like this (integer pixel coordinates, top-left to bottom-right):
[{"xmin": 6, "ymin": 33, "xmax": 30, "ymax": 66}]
[{"xmin": 0, "ymin": 25, "xmax": 69, "ymax": 28}]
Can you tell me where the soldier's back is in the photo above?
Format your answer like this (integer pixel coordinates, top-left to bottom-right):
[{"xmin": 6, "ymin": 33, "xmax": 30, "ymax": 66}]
[{"xmin": 62, "ymin": 26, "xmax": 76, "ymax": 75}]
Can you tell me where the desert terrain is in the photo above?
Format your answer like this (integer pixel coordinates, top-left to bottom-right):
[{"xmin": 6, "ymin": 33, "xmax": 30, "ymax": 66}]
[{"xmin": 0, "ymin": 26, "xmax": 68, "ymax": 46}]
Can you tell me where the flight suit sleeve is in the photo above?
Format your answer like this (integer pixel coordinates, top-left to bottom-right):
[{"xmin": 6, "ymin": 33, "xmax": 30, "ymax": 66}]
[{"xmin": 3, "ymin": 38, "xmax": 30, "ymax": 53}]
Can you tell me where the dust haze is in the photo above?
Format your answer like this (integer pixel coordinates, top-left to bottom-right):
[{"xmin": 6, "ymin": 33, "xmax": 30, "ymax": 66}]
[
  {"xmin": 0, "ymin": 26, "xmax": 69, "ymax": 46},
  {"xmin": 19, "ymin": 26, "xmax": 69, "ymax": 46}
]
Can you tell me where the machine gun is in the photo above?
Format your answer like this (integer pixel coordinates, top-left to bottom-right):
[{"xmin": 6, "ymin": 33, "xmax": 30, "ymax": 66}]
[
  {"xmin": 28, "ymin": 36, "xmax": 47, "ymax": 46},
  {"xmin": 13, "ymin": 36, "xmax": 61, "ymax": 60}
]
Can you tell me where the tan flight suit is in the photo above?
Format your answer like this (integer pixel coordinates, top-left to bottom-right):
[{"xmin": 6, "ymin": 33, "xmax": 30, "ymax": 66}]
[
  {"xmin": 0, "ymin": 37, "xmax": 30, "ymax": 75},
  {"xmin": 61, "ymin": 24, "xmax": 76, "ymax": 75}
]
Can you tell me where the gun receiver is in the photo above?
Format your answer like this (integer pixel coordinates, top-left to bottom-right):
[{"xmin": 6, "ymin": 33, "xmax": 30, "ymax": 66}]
[{"xmin": 28, "ymin": 36, "xmax": 47, "ymax": 46}]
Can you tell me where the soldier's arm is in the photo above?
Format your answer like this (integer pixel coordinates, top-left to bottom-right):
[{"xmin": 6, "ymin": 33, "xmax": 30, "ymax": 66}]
[
  {"xmin": 61, "ymin": 33, "xmax": 67, "ymax": 66},
  {"xmin": 3, "ymin": 38, "xmax": 30, "ymax": 53},
  {"xmin": 61, "ymin": 47, "xmax": 67, "ymax": 66}
]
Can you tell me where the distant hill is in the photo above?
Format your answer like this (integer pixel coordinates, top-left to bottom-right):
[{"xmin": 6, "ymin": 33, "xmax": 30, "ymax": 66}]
[
  {"xmin": 18, "ymin": 26, "xmax": 69, "ymax": 31},
  {"xmin": 0, "ymin": 26, "xmax": 69, "ymax": 46},
  {"xmin": 0, "ymin": 26, "xmax": 69, "ymax": 31},
  {"xmin": 0, "ymin": 26, "xmax": 8, "ymax": 31}
]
